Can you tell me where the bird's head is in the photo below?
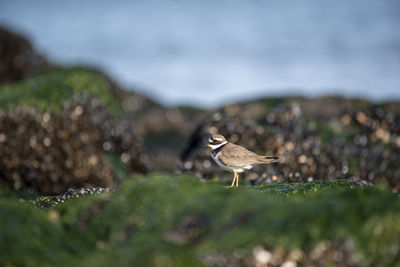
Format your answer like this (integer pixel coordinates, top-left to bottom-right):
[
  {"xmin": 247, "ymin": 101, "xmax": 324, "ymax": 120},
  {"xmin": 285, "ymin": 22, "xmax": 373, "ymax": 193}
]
[{"xmin": 207, "ymin": 134, "xmax": 228, "ymax": 150}]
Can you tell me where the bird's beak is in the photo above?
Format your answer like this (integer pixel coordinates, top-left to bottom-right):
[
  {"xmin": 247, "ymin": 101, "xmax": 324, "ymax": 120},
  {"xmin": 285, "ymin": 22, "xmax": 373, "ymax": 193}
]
[{"xmin": 206, "ymin": 143, "xmax": 210, "ymax": 147}]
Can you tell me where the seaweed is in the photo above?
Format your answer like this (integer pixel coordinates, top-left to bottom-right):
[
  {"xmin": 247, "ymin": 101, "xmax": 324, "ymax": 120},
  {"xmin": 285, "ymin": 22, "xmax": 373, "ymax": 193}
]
[{"xmin": 1, "ymin": 176, "xmax": 399, "ymax": 266}]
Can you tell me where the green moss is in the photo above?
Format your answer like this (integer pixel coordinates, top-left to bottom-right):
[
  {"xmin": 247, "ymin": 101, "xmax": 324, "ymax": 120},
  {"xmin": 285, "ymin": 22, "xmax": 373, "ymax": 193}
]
[
  {"xmin": 0, "ymin": 181, "xmax": 38, "ymax": 201},
  {"xmin": 254, "ymin": 179, "xmax": 361, "ymax": 196},
  {"xmin": 0, "ymin": 67, "xmax": 122, "ymax": 115},
  {"xmin": 1, "ymin": 175, "xmax": 399, "ymax": 266},
  {"xmin": 0, "ymin": 199, "xmax": 81, "ymax": 267}
]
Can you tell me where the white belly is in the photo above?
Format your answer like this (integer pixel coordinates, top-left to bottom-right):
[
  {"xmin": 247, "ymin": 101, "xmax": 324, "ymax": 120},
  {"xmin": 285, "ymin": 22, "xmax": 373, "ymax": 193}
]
[{"xmin": 211, "ymin": 153, "xmax": 253, "ymax": 173}]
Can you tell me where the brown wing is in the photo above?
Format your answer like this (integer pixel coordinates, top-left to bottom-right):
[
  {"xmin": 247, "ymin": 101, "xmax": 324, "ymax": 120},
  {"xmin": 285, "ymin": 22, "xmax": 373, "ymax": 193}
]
[{"xmin": 218, "ymin": 143, "xmax": 265, "ymax": 167}]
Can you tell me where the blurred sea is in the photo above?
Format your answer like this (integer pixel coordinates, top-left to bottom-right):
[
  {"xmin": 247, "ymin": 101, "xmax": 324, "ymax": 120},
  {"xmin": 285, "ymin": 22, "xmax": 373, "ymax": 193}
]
[{"xmin": 1, "ymin": 0, "xmax": 399, "ymax": 107}]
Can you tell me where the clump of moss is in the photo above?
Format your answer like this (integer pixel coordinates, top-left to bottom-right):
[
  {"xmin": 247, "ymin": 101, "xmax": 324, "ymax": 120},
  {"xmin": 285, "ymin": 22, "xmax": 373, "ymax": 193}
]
[
  {"xmin": 1, "ymin": 175, "xmax": 399, "ymax": 266},
  {"xmin": 0, "ymin": 67, "xmax": 122, "ymax": 115},
  {"xmin": 0, "ymin": 199, "xmax": 78, "ymax": 267},
  {"xmin": 253, "ymin": 179, "xmax": 366, "ymax": 196}
]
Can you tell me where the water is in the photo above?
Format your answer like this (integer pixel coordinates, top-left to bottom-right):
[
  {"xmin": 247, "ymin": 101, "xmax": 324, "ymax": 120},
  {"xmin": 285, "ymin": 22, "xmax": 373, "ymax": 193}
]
[{"xmin": 1, "ymin": 0, "xmax": 399, "ymax": 107}]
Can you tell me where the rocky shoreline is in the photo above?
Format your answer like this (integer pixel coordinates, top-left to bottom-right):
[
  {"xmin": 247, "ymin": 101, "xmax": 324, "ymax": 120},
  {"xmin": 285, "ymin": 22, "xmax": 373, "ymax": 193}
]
[
  {"xmin": 1, "ymin": 26, "xmax": 400, "ymax": 267},
  {"xmin": 1, "ymin": 26, "xmax": 399, "ymax": 194},
  {"xmin": 180, "ymin": 97, "xmax": 400, "ymax": 190}
]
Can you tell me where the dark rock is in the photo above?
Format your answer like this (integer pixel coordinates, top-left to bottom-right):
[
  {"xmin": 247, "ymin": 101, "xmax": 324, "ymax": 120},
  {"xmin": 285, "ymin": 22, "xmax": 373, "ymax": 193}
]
[
  {"xmin": 0, "ymin": 26, "xmax": 48, "ymax": 85},
  {"xmin": 85, "ymin": 67, "xmax": 207, "ymax": 171},
  {"xmin": 0, "ymin": 95, "xmax": 147, "ymax": 194},
  {"xmin": 180, "ymin": 98, "xmax": 400, "ymax": 190}
]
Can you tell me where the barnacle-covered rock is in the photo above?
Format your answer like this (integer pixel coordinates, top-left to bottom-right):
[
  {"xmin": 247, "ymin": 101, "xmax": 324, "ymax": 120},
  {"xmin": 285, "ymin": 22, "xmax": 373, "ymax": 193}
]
[
  {"xmin": 180, "ymin": 98, "xmax": 400, "ymax": 190},
  {"xmin": 0, "ymin": 95, "xmax": 147, "ymax": 194},
  {"xmin": 36, "ymin": 187, "xmax": 114, "ymax": 207}
]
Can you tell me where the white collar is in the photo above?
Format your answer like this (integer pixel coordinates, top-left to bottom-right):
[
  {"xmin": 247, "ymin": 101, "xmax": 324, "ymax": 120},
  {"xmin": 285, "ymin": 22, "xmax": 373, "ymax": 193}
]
[{"xmin": 209, "ymin": 141, "xmax": 227, "ymax": 150}]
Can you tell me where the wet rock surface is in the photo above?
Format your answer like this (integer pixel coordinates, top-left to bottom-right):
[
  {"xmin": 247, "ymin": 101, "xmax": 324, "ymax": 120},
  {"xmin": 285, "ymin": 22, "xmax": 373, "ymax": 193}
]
[
  {"xmin": 0, "ymin": 26, "xmax": 48, "ymax": 85},
  {"xmin": 180, "ymin": 98, "xmax": 400, "ymax": 191}
]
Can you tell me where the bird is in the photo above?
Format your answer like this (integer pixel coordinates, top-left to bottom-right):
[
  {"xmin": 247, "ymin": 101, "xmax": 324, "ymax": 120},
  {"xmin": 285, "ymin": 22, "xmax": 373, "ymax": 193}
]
[{"xmin": 207, "ymin": 134, "xmax": 278, "ymax": 187}]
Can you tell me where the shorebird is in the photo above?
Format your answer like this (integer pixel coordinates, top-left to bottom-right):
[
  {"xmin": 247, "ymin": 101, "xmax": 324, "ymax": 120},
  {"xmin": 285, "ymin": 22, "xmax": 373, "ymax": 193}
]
[{"xmin": 207, "ymin": 134, "xmax": 278, "ymax": 187}]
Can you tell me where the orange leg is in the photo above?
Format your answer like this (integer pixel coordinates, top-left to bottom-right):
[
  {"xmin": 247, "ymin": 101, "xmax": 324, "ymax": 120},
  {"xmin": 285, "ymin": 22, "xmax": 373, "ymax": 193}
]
[
  {"xmin": 229, "ymin": 170, "xmax": 238, "ymax": 187},
  {"xmin": 236, "ymin": 172, "xmax": 239, "ymax": 187}
]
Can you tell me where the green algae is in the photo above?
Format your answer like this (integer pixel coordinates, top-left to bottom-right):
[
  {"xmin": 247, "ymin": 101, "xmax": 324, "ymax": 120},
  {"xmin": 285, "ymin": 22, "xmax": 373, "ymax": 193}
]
[
  {"xmin": 1, "ymin": 175, "xmax": 399, "ymax": 266},
  {"xmin": 0, "ymin": 67, "xmax": 122, "ymax": 115}
]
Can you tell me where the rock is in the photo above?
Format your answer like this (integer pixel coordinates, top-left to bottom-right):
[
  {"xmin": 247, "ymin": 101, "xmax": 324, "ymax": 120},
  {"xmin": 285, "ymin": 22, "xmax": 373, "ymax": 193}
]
[
  {"xmin": 180, "ymin": 98, "xmax": 400, "ymax": 190},
  {"xmin": 0, "ymin": 26, "xmax": 48, "ymax": 85},
  {"xmin": 0, "ymin": 95, "xmax": 147, "ymax": 194},
  {"xmin": 83, "ymin": 67, "xmax": 207, "ymax": 172}
]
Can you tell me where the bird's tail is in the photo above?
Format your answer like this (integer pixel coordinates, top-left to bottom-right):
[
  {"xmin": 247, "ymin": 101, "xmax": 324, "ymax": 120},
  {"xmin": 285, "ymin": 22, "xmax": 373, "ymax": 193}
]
[{"xmin": 257, "ymin": 156, "xmax": 279, "ymax": 164}]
